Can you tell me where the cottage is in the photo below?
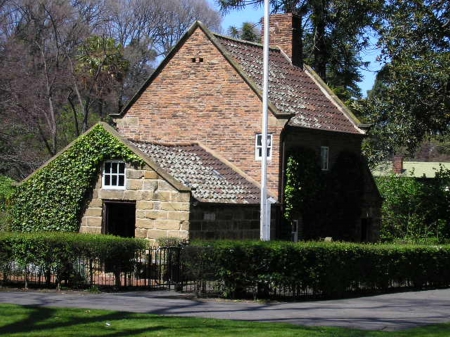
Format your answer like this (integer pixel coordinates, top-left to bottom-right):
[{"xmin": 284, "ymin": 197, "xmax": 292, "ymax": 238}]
[{"xmin": 18, "ymin": 14, "xmax": 382, "ymax": 243}]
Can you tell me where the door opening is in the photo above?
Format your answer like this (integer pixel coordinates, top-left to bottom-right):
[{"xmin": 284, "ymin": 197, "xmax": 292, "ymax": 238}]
[{"xmin": 103, "ymin": 201, "xmax": 136, "ymax": 238}]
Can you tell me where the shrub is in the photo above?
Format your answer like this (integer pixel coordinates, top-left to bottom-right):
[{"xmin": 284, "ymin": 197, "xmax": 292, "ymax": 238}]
[
  {"xmin": 0, "ymin": 232, "xmax": 148, "ymax": 289},
  {"xmin": 182, "ymin": 240, "xmax": 450, "ymax": 299},
  {"xmin": 0, "ymin": 176, "xmax": 15, "ymax": 231}
]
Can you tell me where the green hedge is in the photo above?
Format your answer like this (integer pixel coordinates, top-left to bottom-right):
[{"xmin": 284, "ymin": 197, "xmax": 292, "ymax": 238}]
[
  {"xmin": 0, "ymin": 232, "xmax": 148, "ymax": 289},
  {"xmin": 182, "ymin": 241, "xmax": 450, "ymax": 299}
]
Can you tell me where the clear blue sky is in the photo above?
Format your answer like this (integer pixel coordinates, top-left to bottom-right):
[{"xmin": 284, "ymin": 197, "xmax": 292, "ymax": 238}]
[{"xmin": 208, "ymin": 0, "xmax": 380, "ymax": 96}]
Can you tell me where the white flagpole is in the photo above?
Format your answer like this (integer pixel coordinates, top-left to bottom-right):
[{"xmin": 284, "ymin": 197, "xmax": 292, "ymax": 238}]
[{"xmin": 260, "ymin": 0, "xmax": 270, "ymax": 241}]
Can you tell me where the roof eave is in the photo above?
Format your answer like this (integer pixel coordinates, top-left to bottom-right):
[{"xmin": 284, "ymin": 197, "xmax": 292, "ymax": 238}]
[{"xmin": 303, "ymin": 65, "xmax": 367, "ymax": 135}]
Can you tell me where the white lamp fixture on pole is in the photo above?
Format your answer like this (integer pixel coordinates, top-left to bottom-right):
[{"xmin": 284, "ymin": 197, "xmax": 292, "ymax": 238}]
[{"xmin": 260, "ymin": 0, "xmax": 270, "ymax": 241}]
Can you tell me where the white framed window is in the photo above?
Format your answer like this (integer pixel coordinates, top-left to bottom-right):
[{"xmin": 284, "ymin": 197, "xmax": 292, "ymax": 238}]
[
  {"xmin": 255, "ymin": 134, "xmax": 273, "ymax": 160},
  {"xmin": 321, "ymin": 146, "xmax": 329, "ymax": 171},
  {"xmin": 103, "ymin": 160, "xmax": 126, "ymax": 189}
]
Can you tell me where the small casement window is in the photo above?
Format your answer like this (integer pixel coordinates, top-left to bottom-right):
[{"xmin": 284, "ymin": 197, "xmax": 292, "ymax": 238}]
[
  {"xmin": 321, "ymin": 146, "xmax": 329, "ymax": 171},
  {"xmin": 103, "ymin": 161, "xmax": 126, "ymax": 189},
  {"xmin": 255, "ymin": 134, "xmax": 273, "ymax": 160}
]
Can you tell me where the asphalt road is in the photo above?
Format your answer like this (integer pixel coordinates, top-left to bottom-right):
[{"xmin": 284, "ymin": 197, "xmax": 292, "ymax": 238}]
[{"xmin": 1, "ymin": 288, "xmax": 450, "ymax": 331}]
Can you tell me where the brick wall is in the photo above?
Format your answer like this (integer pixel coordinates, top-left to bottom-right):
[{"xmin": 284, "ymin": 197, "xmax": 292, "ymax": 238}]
[
  {"xmin": 80, "ymin": 164, "xmax": 191, "ymax": 245},
  {"xmin": 115, "ymin": 27, "xmax": 282, "ymax": 198}
]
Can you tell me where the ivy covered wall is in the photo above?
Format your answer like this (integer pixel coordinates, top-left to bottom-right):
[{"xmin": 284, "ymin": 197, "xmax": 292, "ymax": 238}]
[
  {"xmin": 11, "ymin": 123, "xmax": 144, "ymax": 233},
  {"xmin": 284, "ymin": 148, "xmax": 366, "ymax": 241}
]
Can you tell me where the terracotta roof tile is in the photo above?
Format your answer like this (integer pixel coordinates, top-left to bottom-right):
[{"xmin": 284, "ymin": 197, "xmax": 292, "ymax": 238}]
[
  {"xmin": 131, "ymin": 141, "xmax": 260, "ymax": 204},
  {"xmin": 214, "ymin": 35, "xmax": 362, "ymax": 134}
]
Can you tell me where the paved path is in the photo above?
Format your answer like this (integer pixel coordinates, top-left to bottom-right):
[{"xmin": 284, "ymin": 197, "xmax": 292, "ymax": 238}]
[{"xmin": 1, "ymin": 288, "xmax": 450, "ymax": 331}]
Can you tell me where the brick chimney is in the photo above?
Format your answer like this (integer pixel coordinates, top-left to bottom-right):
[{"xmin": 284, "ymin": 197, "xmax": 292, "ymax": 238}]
[
  {"xmin": 393, "ymin": 156, "xmax": 404, "ymax": 174},
  {"xmin": 262, "ymin": 13, "xmax": 303, "ymax": 67}
]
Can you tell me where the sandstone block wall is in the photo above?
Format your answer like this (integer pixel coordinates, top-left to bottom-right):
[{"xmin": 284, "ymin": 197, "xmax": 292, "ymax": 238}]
[{"xmin": 80, "ymin": 164, "xmax": 191, "ymax": 245}]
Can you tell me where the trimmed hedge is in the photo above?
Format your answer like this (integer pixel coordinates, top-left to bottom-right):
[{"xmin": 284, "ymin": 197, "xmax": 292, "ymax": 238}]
[
  {"xmin": 182, "ymin": 240, "xmax": 450, "ymax": 299},
  {"xmin": 0, "ymin": 232, "xmax": 148, "ymax": 289}
]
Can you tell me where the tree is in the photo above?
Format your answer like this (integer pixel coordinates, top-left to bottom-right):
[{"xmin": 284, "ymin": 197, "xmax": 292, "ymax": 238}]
[
  {"xmin": 217, "ymin": 0, "xmax": 383, "ymax": 100},
  {"xmin": 102, "ymin": 0, "xmax": 222, "ymax": 101},
  {"xmin": 228, "ymin": 22, "xmax": 260, "ymax": 42},
  {"xmin": 0, "ymin": 0, "xmax": 222, "ymax": 179},
  {"xmin": 361, "ymin": 0, "xmax": 450, "ymax": 159},
  {"xmin": 73, "ymin": 35, "xmax": 129, "ymax": 133}
]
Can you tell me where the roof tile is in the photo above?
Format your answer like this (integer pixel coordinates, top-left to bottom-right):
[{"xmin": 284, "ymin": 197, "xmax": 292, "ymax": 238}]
[
  {"xmin": 214, "ymin": 34, "xmax": 362, "ymax": 134},
  {"xmin": 131, "ymin": 141, "xmax": 261, "ymax": 204}
]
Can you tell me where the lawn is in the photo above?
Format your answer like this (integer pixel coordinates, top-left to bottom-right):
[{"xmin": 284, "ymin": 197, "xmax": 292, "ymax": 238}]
[{"xmin": 0, "ymin": 304, "xmax": 449, "ymax": 336}]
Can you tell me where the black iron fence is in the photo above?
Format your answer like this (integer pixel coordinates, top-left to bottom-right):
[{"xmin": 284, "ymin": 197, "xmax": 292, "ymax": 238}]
[
  {"xmin": 3, "ymin": 244, "xmax": 447, "ymax": 301},
  {"xmin": 0, "ymin": 247, "xmax": 184, "ymax": 291}
]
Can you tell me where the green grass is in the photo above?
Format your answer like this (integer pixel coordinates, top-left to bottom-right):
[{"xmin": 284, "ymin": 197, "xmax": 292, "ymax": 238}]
[{"xmin": 0, "ymin": 304, "xmax": 449, "ymax": 336}]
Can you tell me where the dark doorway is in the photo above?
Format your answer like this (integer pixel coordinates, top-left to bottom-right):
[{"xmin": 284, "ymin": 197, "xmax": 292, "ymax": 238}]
[
  {"xmin": 360, "ymin": 218, "xmax": 372, "ymax": 242},
  {"xmin": 103, "ymin": 201, "xmax": 136, "ymax": 238}
]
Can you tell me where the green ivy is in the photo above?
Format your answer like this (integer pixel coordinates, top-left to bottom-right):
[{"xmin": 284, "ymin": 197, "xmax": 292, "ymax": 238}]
[
  {"xmin": 284, "ymin": 149, "xmax": 366, "ymax": 241},
  {"xmin": 10, "ymin": 123, "xmax": 144, "ymax": 233},
  {"xmin": 0, "ymin": 176, "xmax": 16, "ymax": 230},
  {"xmin": 284, "ymin": 149, "xmax": 322, "ymax": 221}
]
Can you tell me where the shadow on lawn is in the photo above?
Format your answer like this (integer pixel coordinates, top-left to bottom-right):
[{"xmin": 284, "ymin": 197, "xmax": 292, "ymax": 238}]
[{"xmin": 0, "ymin": 305, "xmax": 168, "ymax": 336}]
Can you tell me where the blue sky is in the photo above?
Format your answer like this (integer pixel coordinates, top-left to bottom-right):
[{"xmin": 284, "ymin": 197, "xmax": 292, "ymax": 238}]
[{"xmin": 208, "ymin": 1, "xmax": 380, "ymax": 96}]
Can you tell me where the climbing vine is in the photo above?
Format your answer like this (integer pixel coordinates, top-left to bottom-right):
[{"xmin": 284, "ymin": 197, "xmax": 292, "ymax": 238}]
[
  {"xmin": 284, "ymin": 148, "xmax": 322, "ymax": 221},
  {"xmin": 284, "ymin": 148, "xmax": 366, "ymax": 241},
  {"xmin": 10, "ymin": 123, "xmax": 144, "ymax": 233}
]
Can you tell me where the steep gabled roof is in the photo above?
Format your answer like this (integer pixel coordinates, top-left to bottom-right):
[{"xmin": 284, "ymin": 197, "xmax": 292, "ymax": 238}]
[
  {"xmin": 131, "ymin": 141, "xmax": 261, "ymax": 204},
  {"xmin": 116, "ymin": 21, "xmax": 365, "ymax": 135},
  {"xmin": 213, "ymin": 34, "xmax": 364, "ymax": 135}
]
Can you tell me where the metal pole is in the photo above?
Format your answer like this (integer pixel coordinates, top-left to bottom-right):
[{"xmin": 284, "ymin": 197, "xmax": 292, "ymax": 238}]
[{"xmin": 260, "ymin": 0, "xmax": 270, "ymax": 241}]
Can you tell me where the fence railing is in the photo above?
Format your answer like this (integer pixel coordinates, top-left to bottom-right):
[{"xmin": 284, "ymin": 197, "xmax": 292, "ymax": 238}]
[
  {"xmin": 0, "ymin": 247, "xmax": 183, "ymax": 291},
  {"xmin": 2, "ymin": 245, "xmax": 447, "ymax": 301}
]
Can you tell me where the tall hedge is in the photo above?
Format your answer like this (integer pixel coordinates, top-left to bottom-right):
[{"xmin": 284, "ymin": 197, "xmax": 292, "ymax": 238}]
[
  {"xmin": 0, "ymin": 232, "xmax": 148, "ymax": 289},
  {"xmin": 182, "ymin": 241, "xmax": 450, "ymax": 299},
  {"xmin": 10, "ymin": 123, "xmax": 144, "ymax": 232}
]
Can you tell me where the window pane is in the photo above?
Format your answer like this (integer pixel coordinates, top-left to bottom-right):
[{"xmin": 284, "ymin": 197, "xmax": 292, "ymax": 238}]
[
  {"xmin": 112, "ymin": 163, "xmax": 118, "ymax": 173},
  {"xmin": 119, "ymin": 176, "xmax": 125, "ymax": 186},
  {"xmin": 256, "ymin": 134, "xmax": 262, "ymax": 146},
  {"xmin": 112, "ymin": 176, "xmax": 117, "ymax": 185},
  {"xmin": 119, "ymin": 163, "xmax": 125, "ymax": 174},
  {"xmin": 105, "ymin": 162, "xmax": 111, "ymax": 172},
  {"xmin": 105, "ymin": 176, "xmax": 110, "ymax": 185}
]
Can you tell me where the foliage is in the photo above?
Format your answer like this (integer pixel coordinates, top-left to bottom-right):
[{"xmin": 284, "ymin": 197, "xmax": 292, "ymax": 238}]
[
  {"xmin": 0, "ymin": 176, "xmax": 15, "ymax": 231},
  {"xmin": 283, "ymin": 148, "xmax": 322, "ymax": 221},
  {"xmin": 75, "ymin": 35, "xmax": 130, "ymax": 133},
  {"xmin": 283, "ymin": 150, "xmax": 365, "ymax": 241},
  {"xmin": 376, "ymin": 166, "xmax": 450, "ymax": 242},
  {"xmin": 227, "ymin": 22, "xmax": 261, "ymax": 42},
  {"xmin": 218, "ymin": 0, "xmax": 383, "ymax": 100},
  {"xmin": 0, "ymin": 0, "xmax": 221, "ymax": 179},
  {"xmin": 10, "ymin": 123, "xmax": 144, "ymax": 233},
  {"xmin": 0, "ymin": 232, "xmax": 147, "ymax": 289},
  {"xmin": 360, "ymin": 0, "xmax": 450, "ymax": 159},
  {"xmin": 184, "ymin": 240, "xmax": 450, "ymax": 300}
]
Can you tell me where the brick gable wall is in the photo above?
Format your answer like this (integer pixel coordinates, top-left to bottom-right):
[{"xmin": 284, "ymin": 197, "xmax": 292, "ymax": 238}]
[{"xmin": 116, "ymin": 28, "xmax": 283, "ymax": 198}]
